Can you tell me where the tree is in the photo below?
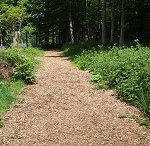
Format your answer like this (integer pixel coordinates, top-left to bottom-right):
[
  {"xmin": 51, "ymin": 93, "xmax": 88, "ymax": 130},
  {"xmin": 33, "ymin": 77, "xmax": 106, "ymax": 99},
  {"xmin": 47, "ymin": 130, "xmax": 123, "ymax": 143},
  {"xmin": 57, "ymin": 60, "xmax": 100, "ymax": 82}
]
[
  {"xmin": 119, "ymin": 0, "xmax": 125, "ymax": 46},
  {"xmin": 0, "ymin": 0, "xmax": 29, "ymax": 47},
  {"xmin": 101, "ymin": 0, "xmax": 106, "ymax": 43},
  {"xmin": 110, "ymin": 0, "xmax": 115, "ymax": 43},
  {"xmin": 0, "ymin": 0, "xmax": 150, "ymax": 47},
  {"xmin": 69, "ymin": 1, "xmax": 74, "ymax": 43}
]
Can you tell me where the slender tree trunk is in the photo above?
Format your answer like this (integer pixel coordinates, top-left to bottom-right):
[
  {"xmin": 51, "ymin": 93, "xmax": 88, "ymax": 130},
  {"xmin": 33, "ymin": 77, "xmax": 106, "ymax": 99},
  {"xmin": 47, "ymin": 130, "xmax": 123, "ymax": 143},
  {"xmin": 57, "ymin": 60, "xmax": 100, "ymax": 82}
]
[
  {"xmin": 58, "ymin": 29, "xmax": 62, "ymax": 44},
  {"xmin": 110, "ymin": 0, "xmax": 115, "ymax": 43},
  {"xmin": 17, "ymin": 22, "xmax": 22, "ymax": 47},
  {"xmin": 101, "ymin": 0, "xmax": 106, "ymax": 43},
  {"xmin": 44, "ymin": 26, "xmax": 50, "ymax": 46},
  {"xmin": 38, "ymin": 31, "xmax": 41, "ymax": 46},
  {"xmin": 12, "ymin": 23, "xmax": 22, "ymax": 48},
  {"xmin": 137, "ymin": 1, "xmax": 145, "ymax": 41},
  {"xmin": 0, "ymin": 29, "xmax": 3, "ymax": 48},
  {"xmin": 17, "ymin": 31, "xmax": 21, "ymax": 47},
  {"xmin": 0, "ymin": 37, "xmax": 2, "ymax": 47},
  {"xmin": 35, "ymin": 32, "xmax": 38, "ymax": 46},
  {"xmin": 52, "ymin": 27, "xmax": 55, "ymax": 45},
  {"xmin": 12, "ymin": 31, "xmax": 18, "ymax": 47},
  {"xmin": 84, "ymin": 0, "xmax": 88, "ymax": 42},
  {"xmin": 69, "ymin": 10, "xmax": 74, "ymax": 43},
  {"xmin": 25, "ymin": 32, "xmax": 28, "ymax": 47},
  {"xmin": 97, "ymin": 0, "xmax": 101, "ymax": 40},
  {"xmin": 119, "ymin": 0, "xmax": 125, "ymax": 46},
  {"xmin": 73, "ymin": 22, "xmax": 78, "ymax": 42}
]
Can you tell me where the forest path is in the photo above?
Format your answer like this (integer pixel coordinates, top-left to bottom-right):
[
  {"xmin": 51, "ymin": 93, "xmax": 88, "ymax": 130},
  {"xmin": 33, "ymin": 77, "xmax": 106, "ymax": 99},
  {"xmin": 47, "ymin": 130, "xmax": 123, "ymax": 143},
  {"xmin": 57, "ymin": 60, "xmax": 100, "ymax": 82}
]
[{"xmin": 0, "ymin": 50, "xmax": 150, "ymax": 146}]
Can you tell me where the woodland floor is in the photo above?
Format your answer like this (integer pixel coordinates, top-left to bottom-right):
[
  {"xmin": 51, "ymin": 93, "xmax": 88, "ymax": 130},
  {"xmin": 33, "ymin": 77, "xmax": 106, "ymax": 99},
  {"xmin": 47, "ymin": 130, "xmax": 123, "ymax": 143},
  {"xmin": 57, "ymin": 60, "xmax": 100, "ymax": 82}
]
[{"xmin": 0, "ymin": 50, "xmax": 150, "ymax": 146}]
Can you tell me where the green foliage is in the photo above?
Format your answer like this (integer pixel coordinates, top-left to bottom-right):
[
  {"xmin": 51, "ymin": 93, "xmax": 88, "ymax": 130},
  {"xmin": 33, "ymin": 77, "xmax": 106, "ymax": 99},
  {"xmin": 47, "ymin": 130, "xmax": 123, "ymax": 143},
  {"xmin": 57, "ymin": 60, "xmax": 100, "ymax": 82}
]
[
  {"xmin": 0, "ymin": 80, "xmax": 24, "ymax": 112},
  {"xmin": 13, "ymin": 61, "xmax": 35, "ymax": 84},
  {"xmin": 0, "ymin": 80, "xmax": 24, "ymax": 127},
  {"xmin": 0, "ymin": 49, "xmax": 34, "ymax": 83},
  {"xmin": 0, "ymin": 1, "xmax": 30, "ymax": 30},
  {"xmin": 62, "ymin": 42, "xmax": 106, "ymax": 57},
  {"xmin": 0, "ymin": 47, "xmax": 43, "ymax": 83},
  {"xmin": 62, "ymin": 43, "xmax": 150, "ymax": 117},
  {"xmin": 0, "ymin": 6, "xmax": 26, "ymax": 22},
  {"xmin": 21, "ymin": 47, "xmax": 44, "ymax": 57}
]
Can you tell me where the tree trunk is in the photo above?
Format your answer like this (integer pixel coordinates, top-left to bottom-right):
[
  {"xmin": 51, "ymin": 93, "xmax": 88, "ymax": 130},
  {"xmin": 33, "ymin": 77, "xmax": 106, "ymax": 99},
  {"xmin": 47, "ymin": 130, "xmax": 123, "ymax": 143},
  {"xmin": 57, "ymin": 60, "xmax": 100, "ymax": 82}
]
[
  {"xmin": 110, "ymin": 0, "xmax": 115, "ymax": 43},
  {"xmin": 84, "ymin": 0, "xmax": 88, "ymax": 42},
  {"xmin": 12, "ymin": 31, "xmax": 18, "ymax": 47},
  {"xmin": 137, "ymin": 1, "xmax": 145, "ymax": 42},
  {"xmin": 12, "ymin": 23, "xmax": 22, "ymax": 48},
  {"xmin": 101, "ymin": 0, "xmax": 106, "ymax": 43},
  {"xmin": 25, "ymin": 32, "xmax": 28, "ymax": 47},
  {"xmin": 0, "ymin": 37, "xmax": 3, "ymax": 48},
  {"xmin": 35, "ymin": 32, "xmax": 38, "ymax": 46},
  {"xmin": 0, "ymin": 29, "xmax": 3, "ymax": 48},
  {"xmin": 58, "ymin": 29, "xmax": 62, "ymax": 44},
  {"xmin": 119, "ymin": 0, "xmax": 125, "ymax": 46},
  {"xmin": 52, "ymin": 27, "xmax": 55, "ymax": 45},
  {"xmin": 38, "ymin": 31, "xmax": 41, "ymax": 46},
  {"xmin": 97, "ymin": 0, "xmax": 101, "ymax": 40},
  {"xmin": 69, "ymin": 8, "xmax": 74, "ymax": 44},
  {"xmin": 44, "ymin": 26, "xmax": 50, "ymax": 47},
  {"xmin": 17, "ymin": 22, "xmax": 22, "ymax": 47}
]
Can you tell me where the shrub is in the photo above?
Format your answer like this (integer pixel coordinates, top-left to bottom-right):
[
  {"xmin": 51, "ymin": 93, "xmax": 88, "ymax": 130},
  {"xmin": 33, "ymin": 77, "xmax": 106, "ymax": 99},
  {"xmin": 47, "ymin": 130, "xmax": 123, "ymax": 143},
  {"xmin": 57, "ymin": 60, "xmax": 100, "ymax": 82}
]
[
  {"xmin": 62, "ymin": 42, "xmax": 107, "ymax": 57},
  {"xmin": 0, "ymin": 47, "xmax": 43, "ymax": 83}
]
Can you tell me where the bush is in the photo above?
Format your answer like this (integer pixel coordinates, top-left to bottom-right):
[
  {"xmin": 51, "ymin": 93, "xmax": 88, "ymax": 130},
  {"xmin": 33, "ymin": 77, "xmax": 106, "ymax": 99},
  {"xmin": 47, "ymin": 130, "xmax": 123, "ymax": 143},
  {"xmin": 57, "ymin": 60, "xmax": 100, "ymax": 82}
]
[
  {"xmin": 62, "ymin": 42, "xmax": 107, "ymax": 57},
  {"xmin": 62, "ymin": 44, "xmax": 150, "ymax": 117},
  {"xmin": 0, "ymin": 47, "xmax": 43, "ymax": 83}
]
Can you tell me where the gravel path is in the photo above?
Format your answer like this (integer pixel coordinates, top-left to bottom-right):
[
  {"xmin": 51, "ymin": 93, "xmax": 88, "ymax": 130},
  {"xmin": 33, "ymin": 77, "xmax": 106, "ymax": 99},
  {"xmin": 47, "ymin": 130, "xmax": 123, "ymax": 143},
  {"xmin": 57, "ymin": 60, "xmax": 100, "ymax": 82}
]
[{"xmin": 0, "ymin": 50, "xmax": 150, "ymax": 146}]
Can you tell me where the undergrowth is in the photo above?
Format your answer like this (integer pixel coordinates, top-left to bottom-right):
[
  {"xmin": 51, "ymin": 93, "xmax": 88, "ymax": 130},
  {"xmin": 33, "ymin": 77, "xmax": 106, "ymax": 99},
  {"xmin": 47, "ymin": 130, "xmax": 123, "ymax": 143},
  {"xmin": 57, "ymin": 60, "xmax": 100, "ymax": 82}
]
[
  {"xmin": 0, "ymin": 47, "xmax": 43, "ymax": 83},
  {"xmin": 0, "ymin": 80, "xmax": 24, "ymax": 113},
  {"xmin": 62, "ymin": 42, "xmax": 150, "ymax": 124}
]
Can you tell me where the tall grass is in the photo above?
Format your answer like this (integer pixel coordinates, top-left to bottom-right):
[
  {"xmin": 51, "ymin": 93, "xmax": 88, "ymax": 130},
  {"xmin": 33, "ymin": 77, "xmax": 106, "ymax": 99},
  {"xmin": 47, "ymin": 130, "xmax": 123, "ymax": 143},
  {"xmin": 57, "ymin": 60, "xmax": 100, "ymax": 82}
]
[{"xmin": 0, "ymin": 80, "xmax": 24, "ymax": 112}]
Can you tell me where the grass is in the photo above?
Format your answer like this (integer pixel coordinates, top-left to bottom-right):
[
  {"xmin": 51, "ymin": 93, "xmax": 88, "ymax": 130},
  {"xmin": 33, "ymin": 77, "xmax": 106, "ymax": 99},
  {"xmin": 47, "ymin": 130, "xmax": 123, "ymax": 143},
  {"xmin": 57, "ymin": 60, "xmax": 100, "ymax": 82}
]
[
  {"xmin": 0, "ymin": 80, "xmax": 24, "ymax": 112},
  {"xmin": 62, "ymin": 42, "xmax": 150, "ymax": 126},
  {"xmin": 0, "ymin": 47, "xmax": 43, "ymax": 127}
]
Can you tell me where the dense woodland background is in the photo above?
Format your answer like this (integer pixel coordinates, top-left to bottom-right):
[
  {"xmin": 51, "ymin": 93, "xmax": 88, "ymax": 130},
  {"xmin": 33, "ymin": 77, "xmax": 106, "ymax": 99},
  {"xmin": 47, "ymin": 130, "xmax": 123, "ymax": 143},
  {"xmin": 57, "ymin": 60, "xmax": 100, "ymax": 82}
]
[{"xmin": 0, "ymin": 0, "xmax": 150, "ymax": 48}]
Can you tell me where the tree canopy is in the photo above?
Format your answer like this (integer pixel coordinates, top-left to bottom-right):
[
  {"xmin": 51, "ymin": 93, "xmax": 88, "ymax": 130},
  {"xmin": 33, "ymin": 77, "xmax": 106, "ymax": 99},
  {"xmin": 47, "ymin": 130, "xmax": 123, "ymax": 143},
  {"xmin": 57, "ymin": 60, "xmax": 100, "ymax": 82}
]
[{"xmin": 0, "ymin": 0, "xmax": 150, "ymax": 47}]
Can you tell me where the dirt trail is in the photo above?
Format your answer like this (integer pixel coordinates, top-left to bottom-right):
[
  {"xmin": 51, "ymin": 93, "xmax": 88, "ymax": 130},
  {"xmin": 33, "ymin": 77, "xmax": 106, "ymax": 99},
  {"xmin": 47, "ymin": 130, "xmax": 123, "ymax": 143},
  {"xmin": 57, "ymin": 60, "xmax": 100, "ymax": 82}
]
[{"xmin": 0, "ymin": 50, "xmax": 150, "ymax": 146}]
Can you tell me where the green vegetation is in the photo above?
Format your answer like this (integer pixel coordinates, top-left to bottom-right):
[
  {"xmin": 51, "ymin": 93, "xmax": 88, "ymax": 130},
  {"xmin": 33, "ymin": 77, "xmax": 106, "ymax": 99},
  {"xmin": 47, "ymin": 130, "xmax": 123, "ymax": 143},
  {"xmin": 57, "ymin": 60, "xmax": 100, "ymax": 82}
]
[
  {"xmin": 0, "ymin": 47, "xmax": 43, "ymax": 120},
  {"xmin": 0, "ymin": 80, "xmax": 24, "ymax": 113},
  {"xmin": 0, "ymin": 47, "xmax": 43, "ymax": 83},
  {"xmin": 62, "ymin": 43, "xmax": 150, "ymax": 118},
  {"xmin": 0, "ymin": 0, "xmax": 150, "ymax": 48}
]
